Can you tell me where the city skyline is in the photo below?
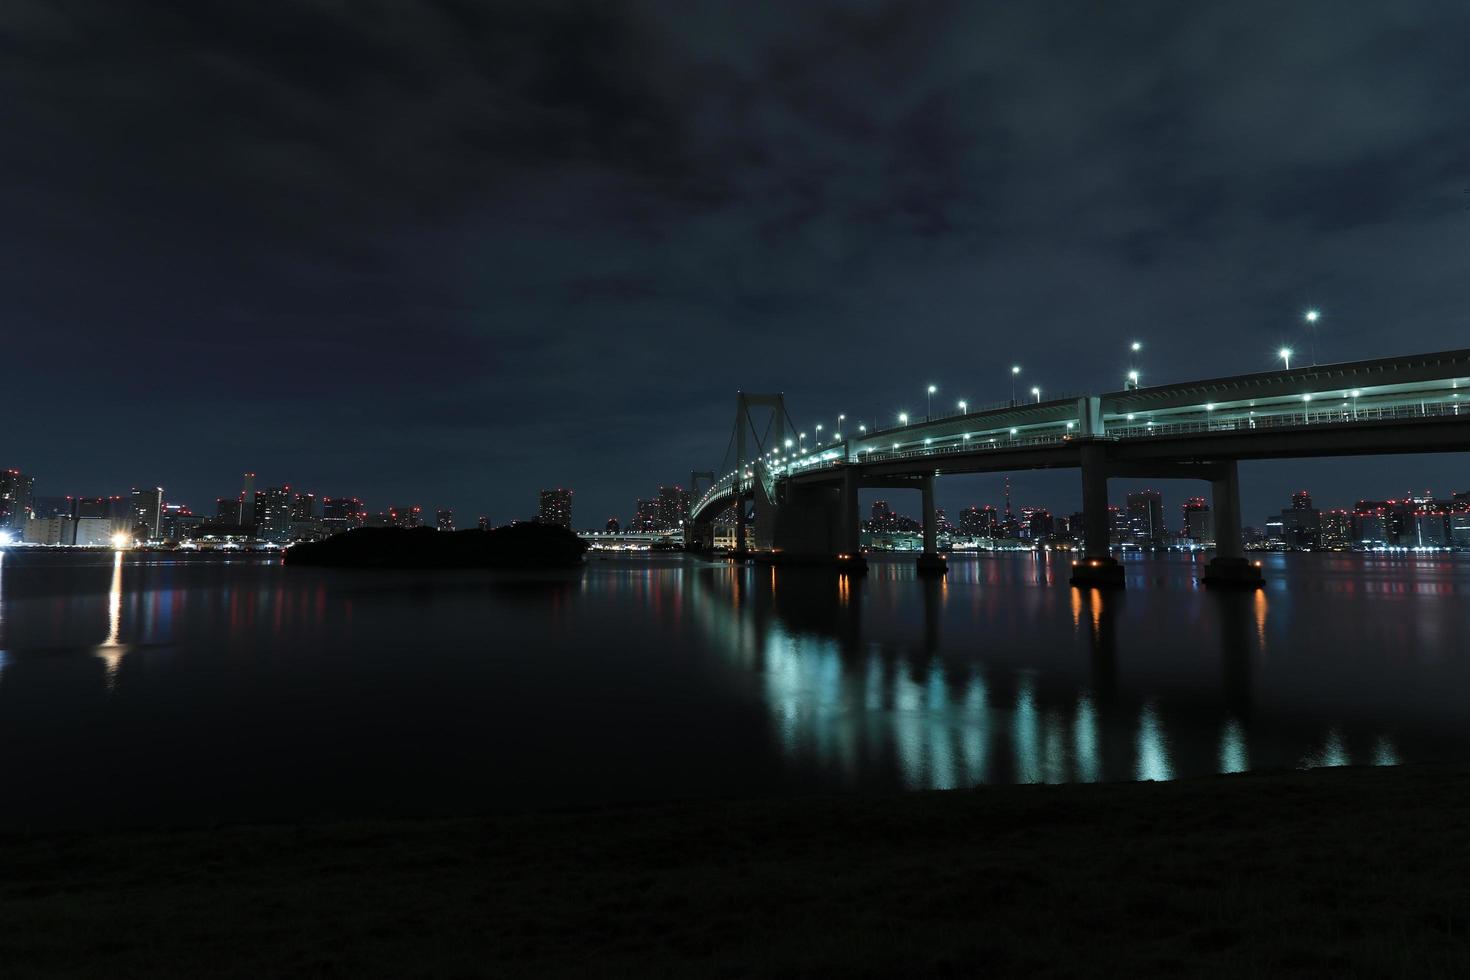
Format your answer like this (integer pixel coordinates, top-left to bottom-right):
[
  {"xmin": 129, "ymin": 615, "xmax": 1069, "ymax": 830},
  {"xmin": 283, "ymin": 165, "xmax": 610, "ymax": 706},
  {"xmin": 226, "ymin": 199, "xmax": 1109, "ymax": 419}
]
[
  {"xmin": 7, "ymin": 457, "xmax": 1469, "ymax": 547},
  {"xmin": 5, "ymin": 3, "xmax": 1470, "ymax": 528}
]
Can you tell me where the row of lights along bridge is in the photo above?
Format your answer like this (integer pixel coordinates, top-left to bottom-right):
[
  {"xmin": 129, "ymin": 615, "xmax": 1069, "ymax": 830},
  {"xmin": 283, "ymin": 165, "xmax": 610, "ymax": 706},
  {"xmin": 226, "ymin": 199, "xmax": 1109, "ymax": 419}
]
[{"xmin": 782, "ymin": 312, "xmax": 1324, "ymax": 455}]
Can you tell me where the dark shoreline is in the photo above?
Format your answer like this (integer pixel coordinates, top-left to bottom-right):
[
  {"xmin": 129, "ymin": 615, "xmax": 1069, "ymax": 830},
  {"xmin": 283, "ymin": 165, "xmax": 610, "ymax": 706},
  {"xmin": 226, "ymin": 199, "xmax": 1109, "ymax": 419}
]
[{"xmin": 4, "ymin": 765, "xmax": 1468, "ymax": 977}]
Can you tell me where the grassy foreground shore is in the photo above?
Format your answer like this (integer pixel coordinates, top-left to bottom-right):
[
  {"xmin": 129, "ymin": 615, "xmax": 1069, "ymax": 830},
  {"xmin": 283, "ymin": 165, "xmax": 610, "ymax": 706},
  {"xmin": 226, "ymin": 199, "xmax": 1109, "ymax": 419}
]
[{"xmin": 3, "ymin": 766, "xmax": 1469, "ymax": 978}]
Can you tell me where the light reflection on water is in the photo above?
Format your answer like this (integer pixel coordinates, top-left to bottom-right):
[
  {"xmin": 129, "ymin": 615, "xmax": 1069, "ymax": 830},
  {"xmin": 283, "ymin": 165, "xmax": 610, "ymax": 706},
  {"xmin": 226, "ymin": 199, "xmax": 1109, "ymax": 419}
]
[{"xmin": 0, "ymin": 549, "xmax": 1461, "ymax": 827}]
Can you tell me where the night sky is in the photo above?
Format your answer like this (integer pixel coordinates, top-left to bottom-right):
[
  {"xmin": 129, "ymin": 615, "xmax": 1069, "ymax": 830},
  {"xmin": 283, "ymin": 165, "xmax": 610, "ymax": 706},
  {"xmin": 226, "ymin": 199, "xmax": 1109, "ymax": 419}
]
[{"xmin": 5, "ymin": 1, "xmax": 1469, "ymax": 527}]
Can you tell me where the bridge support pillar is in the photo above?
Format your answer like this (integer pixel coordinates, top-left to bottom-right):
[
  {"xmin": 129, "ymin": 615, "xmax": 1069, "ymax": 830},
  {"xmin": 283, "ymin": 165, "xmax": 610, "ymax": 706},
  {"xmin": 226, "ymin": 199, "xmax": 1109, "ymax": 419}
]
[
  {"xmin": 1203, "ymin": 460, "xmax": 1263, "ymax": 588},
  {"xmin": 733, "ymin": 495, "xmax": 748, "ymax": 560},
  {"xmin": 838, "ymin": 468, "xmax": 867, "ymax": 573},
  {"xmin": 1070, "ymin": 441, "xmax": 1123, "ymax": 588},
  {"xmin": 916, "ymin": 472, "xmax": 946, "ymax": 575}
]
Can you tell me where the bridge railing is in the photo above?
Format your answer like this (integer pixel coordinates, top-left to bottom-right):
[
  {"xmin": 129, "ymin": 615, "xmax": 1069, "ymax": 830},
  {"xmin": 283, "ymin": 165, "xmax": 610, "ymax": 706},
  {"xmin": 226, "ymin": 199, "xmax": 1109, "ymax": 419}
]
[
  {"xmin": 861, "ymin": 392, "xmax": 1090, "ymax": 439},
  {"xmin": 1107, "ymin": 396, "xmax": 1468, "ymax": 440}
]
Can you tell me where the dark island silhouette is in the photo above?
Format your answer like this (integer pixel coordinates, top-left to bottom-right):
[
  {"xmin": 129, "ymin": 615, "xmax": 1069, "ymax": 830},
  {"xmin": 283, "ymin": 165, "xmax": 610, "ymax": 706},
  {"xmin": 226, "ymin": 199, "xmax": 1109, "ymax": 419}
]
[{"xmin": 285, "ymin": 524, "xmax": 587, "ymax": 569}]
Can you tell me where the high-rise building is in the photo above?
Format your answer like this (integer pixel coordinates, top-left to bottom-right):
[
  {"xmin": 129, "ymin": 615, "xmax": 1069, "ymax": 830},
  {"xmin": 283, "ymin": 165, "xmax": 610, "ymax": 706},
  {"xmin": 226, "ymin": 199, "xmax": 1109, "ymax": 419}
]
[
  {"xmin": 1451, "ymin": 512, "xmax": 1470, "ymax": 549},
  {"xmin": 0, "ymin": 469, "xmax": 35, "ymax": 529},
  {"xmin": 291, "ymin": 492, "xmax": 317, "ymax": 521},
  {"xmin": 1182, "ymin": 497, "xmax": 1213, "ymax": 543},
  {"xmin": 1320, "ymin": 510, "xmax": 1353, "ymax": 550},
  {"xmin": 1280, "ymin": 489, "xmax": 1321, "ymax": 549},
  {"xmin": 240, "ymin": 472, "xmax": 257, "ymax": 526},
  {"xmin": 538, "ymin": 489, "xmax": 573, "ymax": 529},
  {"xmin": 216, "ymin": 496, "xmax": 243, "ymax": 524},
  {"xmin": 656, "ymin": 485, "xmax": 691, "ymax": 530},
  {"xmin": 160, "ymin": 504, "xmax": 205, "ymax": 541},
  {"xmin": 957, "ymin": 505, "xmax": 998, "ymax": 537},
  {"xmin": 1026, "ymin": 508, "xmax": 1054, "ymax": 540},
  {"xmin": 1125, "ymin": 490, "xmax": 1164, "ymax": 546},
  {"xmin": 388, "ymin": 505, "xmax": 423, "ymax": 529},
  {"xmin": 477, "ymin": 516, "xmax": 490, "ymax": 532},
  {"xmin": 1413, "ymin": 510, "xmax": 1449, "ymax": 547},
  {"xmin": 131, "ymin": 487, "xmax": 163, "ymax": 541},
  {"xmin": 255, "ymin": 486, "xmax": 294, "ymax": 543},
  {"xmin": 629, "ymin": 498, "xmax": 659, "ymax": 532},
  {"xmin": 322, "ymin": 497, "xmax": 366, "ymax": 534},
  {"xmin": 436, "ymin": 508, "xmax": 454, "ymax": 532},
  {"xmin": 31, "ymin": 496, "xmax": 73, "ymax": 520},
  {"xmin": 605, "ymin": 517, "xmax": 620, "ymax": 532}
]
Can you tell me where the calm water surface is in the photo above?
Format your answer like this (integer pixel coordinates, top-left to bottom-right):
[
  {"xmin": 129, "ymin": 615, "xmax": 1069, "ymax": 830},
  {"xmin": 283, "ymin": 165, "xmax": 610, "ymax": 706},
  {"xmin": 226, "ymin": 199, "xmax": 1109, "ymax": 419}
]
[{"xmin": 0, "ymin": 549, "xmax": 1466, "ymax": 828}]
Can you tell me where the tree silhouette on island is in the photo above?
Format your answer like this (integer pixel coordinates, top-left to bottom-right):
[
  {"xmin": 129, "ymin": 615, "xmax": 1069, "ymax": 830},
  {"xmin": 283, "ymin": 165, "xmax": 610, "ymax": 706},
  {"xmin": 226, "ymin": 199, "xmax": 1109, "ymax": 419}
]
[{"xmin": 285, "ymin": 523, "xmax": 587, "ymax": 569}]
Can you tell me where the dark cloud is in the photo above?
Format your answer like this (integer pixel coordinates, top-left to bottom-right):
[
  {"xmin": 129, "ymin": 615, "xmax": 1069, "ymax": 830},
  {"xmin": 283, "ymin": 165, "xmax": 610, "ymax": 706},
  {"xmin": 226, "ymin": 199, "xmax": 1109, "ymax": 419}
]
[{"xmin": 3, "ymin": 0, "xmax": 1469, "ymax": 523}]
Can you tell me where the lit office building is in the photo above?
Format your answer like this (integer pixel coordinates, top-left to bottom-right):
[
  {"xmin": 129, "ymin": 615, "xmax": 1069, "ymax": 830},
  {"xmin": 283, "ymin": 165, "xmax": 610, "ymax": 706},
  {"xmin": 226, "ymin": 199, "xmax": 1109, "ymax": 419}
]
[
  {"xmin": 1320, "ymin": 510, "xmax": 1353, "ymax": 550},
  {"xmin": 322, "ymin": 497, "xmax": 366, "ymax": 534},
  {"xmin": 291, "ymin": 492, "xmax": 317, "ymax": 521},
  {"xmin": 0, "ymin": 469, "xmax": 35, "ymax": 529},
  {"xmin": 537, "ymin": 489, "xmax": 572, "ymax": 529},
  {"xmin": 240, "ymin": 472, "xmax": 257, "ymax": 525},
  {"xmin": 436, "ymin": 508, "xmax": 454, "ymax": 532},
  {"xmin": 1125, "ymin": 490, "xmax": 1164, "ymax": 546},
  {"xmin": 630, "ymin": 498, "xmax": 659, "ymax": 532},
  {"xmin": 254, "ymin": 486, "xmax": 295, "ymax": 543},
  {"xmin": 216, "ymin": 497, "xmax": 243, "ymax": 524},
  {"xmin": 656, "ymin": 485, "xmax": 691, "ymax": 530},
  {"xmin": 1182, "ymin": 497, "xmax": 1213, "ymax": 543},
  {"xmin": 388, "ymin": 505, "xmax": 423, "ymax": 529},
  {"xmin": 131, "ymin": 486, "xmax": 163, "ymax": 541}
]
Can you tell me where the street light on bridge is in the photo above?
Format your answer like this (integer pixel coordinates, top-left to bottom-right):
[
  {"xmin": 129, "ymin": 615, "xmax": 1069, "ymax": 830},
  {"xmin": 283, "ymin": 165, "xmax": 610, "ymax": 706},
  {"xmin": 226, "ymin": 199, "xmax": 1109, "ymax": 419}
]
[
  {"xmin": 1031, "ymin": 386, "xmax": 1041, "ymax": 404},
  {"xmin": 1305, "ymin": 308, "xmax": 1321, "ymax": 365},
  {"xmin": 899, "ymin": 412, "xmax": 909, "ymax": 426},
  {"xmin": 958, "ymin": 399, "xmax": 967, "ymax": 413},
  {"xmin": 837, "ymin": 414, "xmax": 845, "ymax": 439},
  {"xmin": 927, "ymin": 385, "xmax": 937, "ymax": 420},
  {"xmin": 1126, "ymin": 369, "xmax": 1140, "ymax": 390},
  {"xmin": 1279, "ymin": 347, "xmax": 1294, "ymax": 371},
  {"xmin": 1010, "ymin": 365, "xmax": 1021, "ymax": 405}
]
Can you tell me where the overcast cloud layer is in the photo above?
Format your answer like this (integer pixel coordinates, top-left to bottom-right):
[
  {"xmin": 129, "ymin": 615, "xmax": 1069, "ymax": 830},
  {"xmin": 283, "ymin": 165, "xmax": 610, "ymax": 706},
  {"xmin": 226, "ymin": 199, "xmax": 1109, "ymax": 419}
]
[{"xmin": 3, "ymin": 0, "xmax": 1468, "ymax": 522}]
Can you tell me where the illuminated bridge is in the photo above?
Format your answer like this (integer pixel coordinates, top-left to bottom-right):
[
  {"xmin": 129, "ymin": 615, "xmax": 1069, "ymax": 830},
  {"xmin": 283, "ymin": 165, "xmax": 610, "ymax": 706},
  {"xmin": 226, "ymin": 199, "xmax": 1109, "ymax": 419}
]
[{"xmin": 685, "ymin": 349, "xmax": 1470, "ymax": 587}]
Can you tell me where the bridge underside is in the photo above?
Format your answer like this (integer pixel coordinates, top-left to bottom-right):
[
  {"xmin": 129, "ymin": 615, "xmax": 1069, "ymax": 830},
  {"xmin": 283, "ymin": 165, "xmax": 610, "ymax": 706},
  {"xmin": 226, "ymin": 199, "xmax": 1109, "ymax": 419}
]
[{"xmin": 687, "ymin": 350, "xmax": 1470, "ymax": 587}]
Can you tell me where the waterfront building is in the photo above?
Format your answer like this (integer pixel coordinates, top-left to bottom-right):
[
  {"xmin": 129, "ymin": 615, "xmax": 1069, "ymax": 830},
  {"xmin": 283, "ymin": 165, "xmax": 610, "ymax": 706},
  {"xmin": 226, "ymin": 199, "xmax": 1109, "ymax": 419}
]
[
  {"xmin": 0, "ymin": 469, "xmax": 35, "ymax": 529},
  {"xmin": 538, "ymin": 489, "xmax": 572, "ymax": 528},
  {"xmin": 1125, "ymin": 490, "xmax": 1165, "ymax": 547},
  {"xmin": 1451, "ymin": 512, "xmax": 1470, "ymax": 549},
  {"xmin": 1318, "ymin": 510, "xmax": 1352, "ymax": 550},
  {"xmin": 477, "ymin": 516, "xmax": 490, "ymax": 531},
  {"xmin": 23, "ymin": 516, "xmax": 71, "ymax": 546},
  {"xmin": 656, "ymin": 485, "xmax": 691, "ymax": 530},
  {"xmin": 957, "ymin": 505, "xmax": 998, "ymax": 537},
  {"xmin": 255, "ymin": 486, "xmax": 295, "ymax": 542},
  {"xmin": 436, "ymin": 508, "xmax": 454, "ymax": 532},
  {"xmin": 73, "ymin": 517, "xmax": 114, "ymax": 547},
  {"xmin": 1279, "ymin": 489, "xmax": 1321, "ymax": 549},
  {"xmin": 216, "ymin": 497, "xmax": 243, "ymax": 524},
  {"xmin": 630, "ymin": 498, "xmax": 659, "ymax": 532},
  {"xmin": 160, "ymin": 503, "xmax": 204, "ymax": 541},
  {"xmin": 1182, "ymin": 497, "xmax": 1213, "ymax": 544},
  {"xmin": 322, "ymin": 497, "xmax": 366, "ymax": 534},
  {"xmin": 1413, "ymin": 510, "xmax": 1449, "ymax": 548},
  {"xmin": 291, "ymin": 492, "xmax": 316, "ymax": 521},
  {"xmin": 131, "ymin": 486, "xmax": 163, "ymax": 541},
  {"xmin": 31, "ymin": 496, "xmax": 73, "ymax": 520},
  {"xmin": 605, "ymin": 517, "xmax": 620, "ymax": 533},
  {"xmin": 388, "ymin": 505, "xmax": 423, "ymax": 529},
  {"xmin": 240, "ymin": 472, "xmax": 257, "ymax": 526}
]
